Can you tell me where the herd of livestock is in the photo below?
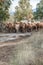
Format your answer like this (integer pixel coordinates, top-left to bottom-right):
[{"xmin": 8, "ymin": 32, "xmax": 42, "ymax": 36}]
[{"xmin": 0, "ymin": 21, "xmax": 43, "ymax": 33}]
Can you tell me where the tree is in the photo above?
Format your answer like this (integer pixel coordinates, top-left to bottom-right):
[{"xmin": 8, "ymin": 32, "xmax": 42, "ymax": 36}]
[
  {"xmin": 0, "ymin": 0, "xmax": 13, "ymax": 32},
  {"xmin": 14, "ymin": 0, "xmax": 33, "ymax": 21},
  {"xmin": 34, "ymin": 0, "xmax": 43, "ymax": 19},
  {"xmin": 0, "ymin": 0, "xmax": 12, "ymax": 22}
]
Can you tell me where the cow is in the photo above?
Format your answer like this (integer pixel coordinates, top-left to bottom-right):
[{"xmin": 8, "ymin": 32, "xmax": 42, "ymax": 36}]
[
  {"xmin": 6, "ymin": 23, "xmax": 13, "ymax": 33},
  {"xmin": 35, "ymin": 21, "xmax": 43, "ymax": 30},
  {"xmin": 36, "ymin": 22, "xmax": 40, "ymax": 30},
  {"xmin": 26, "ymin": 22, "xmax": 32, "ymax": 32},
  {"xmin": 4, "ymin": 21, "xmax": 43, "ymax": 33},
  {"xmin": 31, "ymin": 22, "xmax": 37, "ymax": 31},
  {"xmin": 19, "ymin": 22, "xmax": 26, "ymax": 33},
  {"xmin": 26, "ymin": 22, "xmax": 37, "ymax": 32},
  {"xmin": 14, "ymin": 22, "xmax": 20, "ymax": 33},
  {"xmin": 5, "ymin": 23, "xmax": 15, "ymax": 33}
]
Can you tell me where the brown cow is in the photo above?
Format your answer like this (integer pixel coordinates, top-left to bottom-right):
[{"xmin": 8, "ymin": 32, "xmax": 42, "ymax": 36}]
[
  {"xmin": 36, "ymin": 21, "xmax": 43, "ymax": 30},
  {"xmin": 26, "ymin": 22, "xmax": 37, "ymax": 32},
  {"xmin": 31, "ymin": 22, "xmax": 37, "ymax": 31},
  {"xmin": 5, "ymin": 23, "xmax": 16, "ymax": 33},
  {"xmin": 19, "ymin": 22, "xmax": 26, "ymax": 33},
  {"xmin": 5, "ymin": 23, "xmax": 10, "ymax": 33},
  {"xmin": 39, "ymin": 22, "xmax": 43, "ymax": 28},
  {"xmin": 26, "ymin": 22, "xmax": 32, "ymax": 32},
  {"xmin": 7, "ymin": 23, "xmax": 13, "ymax": 33},
  {"xmin": 11, "ymin": 23, "xmax": 17, "ymax": 33},
  {"xmin": 36, "ymin": 22, "xmax": 40, "ymax": 30},
  {"xmin": 14, "ymin": 22, "xmax": 20, "ymax": 33},
  {"xmin": 5, "ymin": 21, "xmax": 42, "ymax": 33}
]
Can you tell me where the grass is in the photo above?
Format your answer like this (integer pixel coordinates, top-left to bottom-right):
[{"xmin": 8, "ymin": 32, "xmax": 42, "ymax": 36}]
[{"xmin": 0, "ymin": 30, "xmax": 43, "ymax": 65}]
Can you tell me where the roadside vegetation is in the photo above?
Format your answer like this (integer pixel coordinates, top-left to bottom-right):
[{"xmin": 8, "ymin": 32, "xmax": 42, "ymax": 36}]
[{"xmin": 0, "ymin": 30, "xmax": 43, "ymax": 65}]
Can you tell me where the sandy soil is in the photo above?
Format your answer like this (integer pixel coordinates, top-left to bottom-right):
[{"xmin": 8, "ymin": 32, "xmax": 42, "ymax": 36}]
[{"xmin": 0, "ymin": 30, "xmax": 43, "ymax": 65}]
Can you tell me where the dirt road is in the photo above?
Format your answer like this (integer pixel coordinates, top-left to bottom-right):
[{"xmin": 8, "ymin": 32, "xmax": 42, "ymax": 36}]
[
  {"xmin": 0, "ymin": 33, "xmax": 31, "ymax": 43},
  {"xmin": 0, "ymin": 30, "xmax": 43, "ymax": 65}
]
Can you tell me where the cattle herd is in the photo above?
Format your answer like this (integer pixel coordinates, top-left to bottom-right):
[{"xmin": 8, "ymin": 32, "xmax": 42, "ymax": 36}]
[{"xmin": 0, "ymin": 21, "xmax": 43, "ymax": 33}]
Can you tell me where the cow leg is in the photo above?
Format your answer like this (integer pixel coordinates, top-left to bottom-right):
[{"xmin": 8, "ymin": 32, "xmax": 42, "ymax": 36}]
[
  {"xmin": 12, "ymin": 28, "xmax": 17, "ymax": 33},
  {"xmin": 26, "ymin": 27, "xmax": 29, "ymax": 32},
  {"xmin": 23, "ymin": 28, "xmax": 25, "ymax": 33},
  {"xmin": 30, "ymin": 27, "xmax": 32, "ymax": 32},
  {"xmin": 19, "ymin": 27, "xmax": 23, "ymax": 33},
  {"xmin": 35, "ymin": 26, "xmax": 37, "ymax": 31},
  {"xmin": 34, "ymin": 26, "xmax": 37, "ymax": 31},
  {"xmin": 27, "ymin": 27, "xmax": 31, "ymax": 32}
]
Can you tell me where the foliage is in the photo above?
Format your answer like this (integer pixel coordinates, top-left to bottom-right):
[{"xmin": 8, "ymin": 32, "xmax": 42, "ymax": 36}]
[
  {"xmin": 0, "ymin": 0, "xmax": 12, "ymax": 22},
  {"xmin": 34, "ymin": 0, "xmax": 43, "ymax": 19},
  {"xmin": 14, "ymin": 0, "xmax": 33, "ymax": 21}
]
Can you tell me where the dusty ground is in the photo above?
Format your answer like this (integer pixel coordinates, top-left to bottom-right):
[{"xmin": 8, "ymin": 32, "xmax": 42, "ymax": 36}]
[
  {"xmin": 0, "ymin": 30, "xmax": 43, "ymax": 65},
  {"xmin": 0, "ymin": 33, "xmax": 31, "ymax": 42}
]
